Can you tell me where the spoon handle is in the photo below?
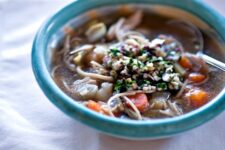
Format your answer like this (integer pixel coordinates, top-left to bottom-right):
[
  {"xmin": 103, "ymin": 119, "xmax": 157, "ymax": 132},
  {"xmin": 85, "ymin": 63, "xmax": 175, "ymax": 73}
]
[{"xmin": 197, "ymin": 52, "xmax": 225, "ymax": 71}]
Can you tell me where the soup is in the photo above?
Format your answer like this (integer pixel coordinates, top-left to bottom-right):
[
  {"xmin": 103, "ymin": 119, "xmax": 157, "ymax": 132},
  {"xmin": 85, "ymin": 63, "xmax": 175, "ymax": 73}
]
[{"xmin": 51, "ymin": 7, "xmax": 225, "ymax": 120}]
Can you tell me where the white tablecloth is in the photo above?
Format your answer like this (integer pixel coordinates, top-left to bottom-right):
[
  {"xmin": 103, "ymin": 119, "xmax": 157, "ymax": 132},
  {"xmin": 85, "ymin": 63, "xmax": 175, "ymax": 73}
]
[{"xmin": 1, "ymin": 0, "xmax": 225, "ymax": 150}]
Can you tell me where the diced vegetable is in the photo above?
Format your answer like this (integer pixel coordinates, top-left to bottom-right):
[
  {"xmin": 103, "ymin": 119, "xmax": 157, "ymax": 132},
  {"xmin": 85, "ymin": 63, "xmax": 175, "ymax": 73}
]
[
  {"xmin": 179, "ymin": 56, "xmax": 192, "ymax": 69},
  {"xmin": 186, "ymin": 89, "xmax": 209, "ymax": 108},
  {"xmin": 174, "ymin": 63, "xmax": 186, "ymax": 76},
  {"xmin": 86, "ymin": 100, "xmax": 101, "ymax": 112},
  {"xmin": 87, "ymin": 100, "xmax": 111, "ymax": 116},
  {"xmin": 150, "ymin": 92, "xmax": 170, "ymax": 110},
  {"xmin": 85, "ymin": 22, "xmax": 107, "ymax": 42},
  {"xmin": 72, "ymin": 78, "xmax": 98, "ymax": 99},
  {"xmin": 127, "ymin": 93, "xmax": 149, "ymax": 112},
  {"xmin": 188, "ymin": 73, "xmax": 206, "ymax": 83},
  {"xmin": 96, "ymin": 82, "xmax": 113, "ymax": 102},
  {"xmin": 100, "ymin": 106, "xmax": 110, "ymax": 116}
]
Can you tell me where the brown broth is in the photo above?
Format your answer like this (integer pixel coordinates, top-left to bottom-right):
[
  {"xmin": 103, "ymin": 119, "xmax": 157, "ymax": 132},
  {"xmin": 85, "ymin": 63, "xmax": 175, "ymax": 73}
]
[{"xmin": 51, "ymin": 9, "xmax": 225, "ymax": 117}]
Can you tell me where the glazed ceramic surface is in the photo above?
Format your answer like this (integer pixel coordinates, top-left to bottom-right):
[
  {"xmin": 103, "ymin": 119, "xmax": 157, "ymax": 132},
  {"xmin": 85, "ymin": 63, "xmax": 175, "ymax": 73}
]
[{"xmin": 32, "ymin": 0, "xmax": 225, "ymax": 139}]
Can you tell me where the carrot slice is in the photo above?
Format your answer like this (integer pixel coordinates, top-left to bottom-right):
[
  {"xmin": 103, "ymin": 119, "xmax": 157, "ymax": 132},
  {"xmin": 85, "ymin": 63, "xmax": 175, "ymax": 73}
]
[
  {"xmin": 127, "ymin": 93, "xmax": 149, "ymax": 112},
  {"xmin": 100, "ymin": 107, "xmax": 110, "ymax": 116},
  {"xmin": 188, "ymin": 73, "xmax": 206, "ymax": 83},
  {"xmin": 179, "ymin": 56, "xmax": 192, "ymax": 69},
  {"xmin": 187, "ymin": 89, "xmax": 209, "ymax": 108},
  {"xmin": 86, "ymin": 100, "xmax": 101, "ymax": 112}
]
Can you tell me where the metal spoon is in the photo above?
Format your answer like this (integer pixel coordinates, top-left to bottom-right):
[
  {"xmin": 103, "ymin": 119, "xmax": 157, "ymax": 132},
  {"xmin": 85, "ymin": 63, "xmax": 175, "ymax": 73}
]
[{"xmin": 197, "ymin": 51, "xmax": 225, "ymax": 71}]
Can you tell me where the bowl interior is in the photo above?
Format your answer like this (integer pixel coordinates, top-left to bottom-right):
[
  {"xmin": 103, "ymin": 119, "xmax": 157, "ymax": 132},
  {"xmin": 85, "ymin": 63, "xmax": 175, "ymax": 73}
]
[
  {"xmin": 48, "ymin": 4, "xmax": 225, "ymax": 61},
  {"xmin": 33, "ymin": 1, "xmax": 225, "ymax": 139}
]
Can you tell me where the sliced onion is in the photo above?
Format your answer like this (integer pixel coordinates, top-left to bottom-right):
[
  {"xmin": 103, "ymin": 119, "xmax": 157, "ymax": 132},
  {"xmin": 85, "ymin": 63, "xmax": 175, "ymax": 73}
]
[
  {"xmin": 69, "ymin": 44, "xmax": 94, "ymax": 55},
  {"xmin": 150, "ymin": 92, "xmax": 171, "ymax": 110},
  {"xmin": 174, "ymin": 63, "xmax": 186, "ymax": 76},
  {"xmin": 85, "ymin": 23, "xmax": 107, "ymax": 42}
]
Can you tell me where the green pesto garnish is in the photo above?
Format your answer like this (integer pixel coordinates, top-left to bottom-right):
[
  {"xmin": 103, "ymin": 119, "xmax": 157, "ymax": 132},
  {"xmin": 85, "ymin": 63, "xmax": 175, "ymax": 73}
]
[
  {"xmin": 142, "ymin": 79, "xmax": 151, "ymax": 84},
  {"xmin": 114, "ymin": 79, "xmax": 137, "ymax": 92},
  {"xmin": 148, "ymin": 56, "xmax": 163, "ymax": 63},
  {"xmin": 140, "ymin": 49, "xmax": 148, "ymax": 55},
  {"xmin": 140, "ymin": 80, "xmax": 151, "ymax": 88},
  {"xmin": 114, "ymin": 80, "xmax": 123, "ymax": 92},
  {"xmin": 156, "ymin": 82, "xmax": 168, "ymax": 90},
  {"xmin": 105, "ymin": 35, "xmax": 183, "ymax": 93},
  {"xmin": 110, "ymin": 48, "xmax": 120, "ymax": 56}
]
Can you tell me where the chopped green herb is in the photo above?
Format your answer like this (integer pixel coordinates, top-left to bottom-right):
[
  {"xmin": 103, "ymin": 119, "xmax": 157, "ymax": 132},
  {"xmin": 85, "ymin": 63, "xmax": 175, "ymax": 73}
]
[
  {"xmin": 110, "ymin": 48, "xmax": 120, "ymax": 56},
  {"xmin": 161, "ymin": 60, "xmax": 171, "ymax": 65},
  {"xmin": 148, "ymin": 57, "xmax": 163, "ymax": 63},
  {"xmin": 125, "ymin": 51, "xmax": 133, "ymax": 57},
  {"xmin": 114, "ymin": 80, "xmax": 123, "ymax": 92},
  {"xmin": 140, "ymin": 49, "xmax": 148, "ymax": 55},
  {"xmin": 114, "ymin": 79, "xmax": 137, "ymax": 92},
  {"xmin": 128, "ymin": 58, "xmax": 134, "ymax": 66},
  {"xmin": 143, "ymin": 80, "xmax": 151, "ymax": 84},
  {"xmin": 156, "ymin": 82, "xmax": 168, "ymax": 90},
  {"xmin": 140, "ymin": 80, "xmax": 151, "ymax": 88},
  {"xmin": 125, "ymin": 79, "xmax": 136, "ymax": 88},
  {"xmin": 137, "ymin": 61, "xmax": 144, "ymax": 68}
]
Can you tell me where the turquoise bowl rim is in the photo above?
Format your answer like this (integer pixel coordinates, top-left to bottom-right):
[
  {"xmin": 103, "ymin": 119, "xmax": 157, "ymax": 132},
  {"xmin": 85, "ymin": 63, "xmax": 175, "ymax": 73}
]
[{"xmin": 32, "ymin": 0, "xmax": 225, "ymax": 139}]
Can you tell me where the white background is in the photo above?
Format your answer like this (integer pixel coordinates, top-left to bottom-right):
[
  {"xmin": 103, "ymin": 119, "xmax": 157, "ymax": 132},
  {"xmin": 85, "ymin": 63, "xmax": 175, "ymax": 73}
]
[{"xmin": 1, "ymin": 0, "xmax": 225, "ymax": 150}]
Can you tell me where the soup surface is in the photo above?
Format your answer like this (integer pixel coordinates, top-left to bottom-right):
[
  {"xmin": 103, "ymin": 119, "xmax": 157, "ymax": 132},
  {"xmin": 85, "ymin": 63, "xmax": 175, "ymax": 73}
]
[{"xmin": 51, "ymin": 7, "xmax": 225, "ymax": 120}]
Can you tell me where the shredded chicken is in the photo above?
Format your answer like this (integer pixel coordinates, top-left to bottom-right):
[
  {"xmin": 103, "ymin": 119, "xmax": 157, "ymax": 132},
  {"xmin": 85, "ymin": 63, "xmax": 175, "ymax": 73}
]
[
  {"xmin": 107, "ymin": 91, "xmax": 143, "ymax": 117},
  {"xmin": 123, "ymin": 96, "xmax": 142, "ymax": 120},
  {"xmin": 70, "ymin": 44, "xmax": 94, "ymax": 55},
  {"xmin": 76, "ymin": 66, "xmax": 113, "ymax": 82}
]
